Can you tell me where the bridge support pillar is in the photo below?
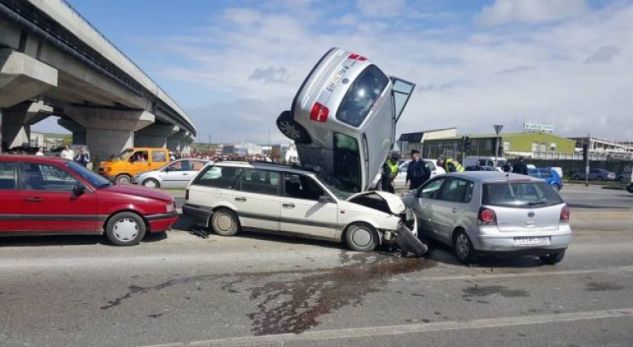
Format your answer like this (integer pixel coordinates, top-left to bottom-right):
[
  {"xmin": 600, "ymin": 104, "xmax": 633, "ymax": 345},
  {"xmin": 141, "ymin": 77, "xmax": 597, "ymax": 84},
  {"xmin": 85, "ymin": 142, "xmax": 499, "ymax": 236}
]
[
  {"xmin": 134, "ymin": 124, "xmax": 179, "ymax": 148},
  {"xmin": 167, "ymin": 130, "xmax": 189, "ymax": 153},
  {"xmin": 0, "ymin": 49, "xmax": 58, "ymax": 108},
  {"xmin": 1, "ymin": 101, "xmax": 53, "ymax": 149},
  {"xmin": 64, "ymin": 107, "xmax": 155, "ymax": 162},
  {"xmin": 57, "ymin": 117, "xmax": 87, "ymax": 145}
]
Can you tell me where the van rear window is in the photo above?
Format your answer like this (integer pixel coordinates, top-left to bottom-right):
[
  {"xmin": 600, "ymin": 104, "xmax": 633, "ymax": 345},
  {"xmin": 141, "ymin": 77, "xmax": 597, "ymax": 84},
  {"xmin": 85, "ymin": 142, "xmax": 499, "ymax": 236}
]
[
  {"xmin": 336, "ymin": 65, "xmax": 388, "ymax": 127},
  {"xmin": 483, "ymin": 182, "xmax": 563, "ymax": 208}
]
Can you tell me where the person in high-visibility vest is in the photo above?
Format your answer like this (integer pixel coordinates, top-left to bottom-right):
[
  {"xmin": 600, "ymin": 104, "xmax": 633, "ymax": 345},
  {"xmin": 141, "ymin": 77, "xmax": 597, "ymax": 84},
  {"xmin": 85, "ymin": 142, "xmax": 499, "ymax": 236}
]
[
  {"xmin": 444, "ymin": 157, "xmax": 465, "ymax": 173},
  {"xmin": 381, "ymin": 152, "xmax": 400, "ymax": 193}
]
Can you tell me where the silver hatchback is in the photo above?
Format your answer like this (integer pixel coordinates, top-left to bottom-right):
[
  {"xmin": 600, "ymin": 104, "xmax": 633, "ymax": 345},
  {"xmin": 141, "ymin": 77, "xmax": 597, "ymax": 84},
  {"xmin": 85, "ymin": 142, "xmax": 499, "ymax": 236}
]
[{"xmin": 402, "ymin": 171, "xmax": 572, "ymax": 264}]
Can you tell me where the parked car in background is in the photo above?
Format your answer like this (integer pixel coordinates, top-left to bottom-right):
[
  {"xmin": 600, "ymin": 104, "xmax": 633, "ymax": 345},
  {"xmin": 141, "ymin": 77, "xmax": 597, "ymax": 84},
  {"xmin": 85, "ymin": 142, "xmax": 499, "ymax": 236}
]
[
  {"xmin": 465, "ymin": 165, "xmax": 497, "ymax": 172},
  {"xmin": 402, "ymin": 172, "xmax": 571, "ymax": 264},
  {"xmin": 627, "ymin": 183, "xmax": 633, "ymax": 194},
  {"xmin": 371, "ymin": 159, "xmax": 445, "ymax": 190},
  {"xmin": 132, "ymin": 159, "xmax": 209, "ymax": 189},
  {"xmin": 529, "ymin": 168, "xmax": 563, "ymax": 191},
  {"xmin": 463, "ymin": 156, "xmax": 508, "ymax": 172},
  {"xmin": 572, "ymin": 168, "xmax": 616, "ymax": 181},
  {"xmin": 0, "ymin": 155, "xmax": 177, "ymax": 245},
  {"xmin": 183, "ymin": 161, "xmax": 426, "ymax": 255},
  {"xmin": 550, "ymin": 167, "xmax": 563, "ymax": 179},
  {"xmin": 617, "ymin": 167, "xmax": 632, "ymax": 183},
  {"xmin": 98, "ymin": 147, "xmax": 171, "ymax": 184},
  {"xmin": 276, "ymin": 47, "xmax": 415, "ymax": 195}
]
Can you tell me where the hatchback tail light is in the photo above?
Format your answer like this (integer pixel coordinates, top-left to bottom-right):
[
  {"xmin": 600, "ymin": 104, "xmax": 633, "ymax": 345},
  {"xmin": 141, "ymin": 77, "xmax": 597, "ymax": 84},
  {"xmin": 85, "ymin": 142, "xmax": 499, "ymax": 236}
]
[
  {"xmin": 185, "ymin": 189, "xmax": 189, "ymax": 201},
  {"xmin": 478, "ymin": 207, "xmax": 497, "ymax": 225},
  {"xmin": 560, "ymin": 205, "xmax": 570, "ymax": 222},
  {"xmin": 310, "ymin": 102, "xmax": 329, "ymax": 122}
]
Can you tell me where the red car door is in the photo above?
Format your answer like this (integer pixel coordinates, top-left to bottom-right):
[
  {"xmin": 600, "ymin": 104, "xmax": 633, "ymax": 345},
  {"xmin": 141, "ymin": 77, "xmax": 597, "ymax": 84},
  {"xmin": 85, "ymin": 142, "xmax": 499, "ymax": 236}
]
[
  {"xmin": 19, "ymin": 162, "xmax": 100, "ymax": 233},
  {"xmin": 0, "ymin": 161, "xmax": 24, "ymax": 233}
]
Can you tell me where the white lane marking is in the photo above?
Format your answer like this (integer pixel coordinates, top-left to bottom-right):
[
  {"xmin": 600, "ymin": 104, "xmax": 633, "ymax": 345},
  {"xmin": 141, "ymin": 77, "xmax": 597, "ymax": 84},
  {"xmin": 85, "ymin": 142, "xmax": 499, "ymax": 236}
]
[{"xmin": 141, "ymin": 307, "xmax": 633, "ymax": 347}]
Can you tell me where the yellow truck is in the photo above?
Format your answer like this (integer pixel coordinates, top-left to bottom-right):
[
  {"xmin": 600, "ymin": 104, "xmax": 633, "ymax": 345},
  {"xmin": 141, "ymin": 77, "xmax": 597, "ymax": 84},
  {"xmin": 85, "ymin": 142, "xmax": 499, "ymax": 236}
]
[{"xmin": 98, "ymin": 147, "xmax": 170, "ymax": 184}]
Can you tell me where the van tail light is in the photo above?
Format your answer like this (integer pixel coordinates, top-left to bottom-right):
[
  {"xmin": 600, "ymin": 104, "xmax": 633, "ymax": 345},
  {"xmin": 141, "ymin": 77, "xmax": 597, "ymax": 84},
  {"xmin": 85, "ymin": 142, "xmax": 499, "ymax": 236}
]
[
  {"xmin": 478, "ymin": 207, "xmax": 497, "ymax": 225},
  {"xmin": 185, "ymin": 189, "xmax": 189, "ymax": 201},
  {"xmin": 310, "ymin": 102, "xmax": 329, "ymax": 122},
  {"xmin": 560, "ymin": 206, "xmax": 570, "ymax": 222}
]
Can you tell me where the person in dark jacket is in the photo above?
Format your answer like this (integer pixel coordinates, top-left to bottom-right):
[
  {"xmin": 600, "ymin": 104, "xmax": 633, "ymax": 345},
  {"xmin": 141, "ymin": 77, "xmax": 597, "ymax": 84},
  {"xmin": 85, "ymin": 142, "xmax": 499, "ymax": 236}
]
[
  {"xmin": 406, "ymin": 150, "xmax": 430, "ymax": 190},
  {"xmin": 512, "ymin": 156, "xmax": 529, "ymax": 175}
]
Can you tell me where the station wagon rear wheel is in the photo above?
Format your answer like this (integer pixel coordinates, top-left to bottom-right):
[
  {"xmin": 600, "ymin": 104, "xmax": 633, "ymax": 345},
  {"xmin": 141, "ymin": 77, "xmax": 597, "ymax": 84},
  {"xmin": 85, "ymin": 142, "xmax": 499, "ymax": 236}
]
[
  {"xmin": 105, "ymin": 212, "xmax": 146, "ymax": 246},
  {"xmin": 345, "ymin": 223, "xmax": 378, "ymax": 252},
  {"xmin": 142, "ymin": 178, "xmax": 160, "ymax": 188},
  {"xmin": 453, "ymin": 230, "xmax": 476, "ymax": 264},
  {"xmin": 211, "ymin": 208, "xmax": 240, "ymax": 236},
  {"xmin": 276, "ymin": 111, "xmax": 311, "ymax": 144}
]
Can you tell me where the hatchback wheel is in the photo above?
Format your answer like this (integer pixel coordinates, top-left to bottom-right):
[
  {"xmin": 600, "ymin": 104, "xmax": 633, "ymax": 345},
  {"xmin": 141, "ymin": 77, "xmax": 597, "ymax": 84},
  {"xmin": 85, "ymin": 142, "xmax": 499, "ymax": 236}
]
[
  {"xmin": 276, "ymin": 111, "xmax": 311, "ymax": 144},
  {"xmin": 345, "ymin": 223, "xmax": 378, "ymax": 252},
  {"xmin": 453, "ymin": 230, "xmax": 476, "ymax": 264},
  {"xmin": 143, "ymin": 178, "xmax": 160, "ymax": 188},
  {"xmin": 540, "ymin": 250, "xmax": 565, "ymax": 265},
  {"xmin": 105, "ymin": 212, "xmax": 146, "ymax": 246},
  {"xmin": 211, "ymin": 208, "xmax": 240, "ymax": 236},
  {"xmin": 116, "ymin": 174, "xmax": 132, "ymax": 185}
]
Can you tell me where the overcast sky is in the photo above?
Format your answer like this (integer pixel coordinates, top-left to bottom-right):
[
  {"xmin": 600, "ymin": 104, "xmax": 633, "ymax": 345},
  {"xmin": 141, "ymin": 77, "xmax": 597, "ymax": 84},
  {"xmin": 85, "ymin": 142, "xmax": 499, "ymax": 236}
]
[{"xmin": 35, "ymin": 0, "xmax": 633, "ymax": 143}]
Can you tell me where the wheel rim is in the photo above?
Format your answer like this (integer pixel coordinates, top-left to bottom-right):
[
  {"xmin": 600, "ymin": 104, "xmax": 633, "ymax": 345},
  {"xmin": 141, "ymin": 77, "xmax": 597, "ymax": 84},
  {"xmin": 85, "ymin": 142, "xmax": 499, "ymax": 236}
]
[
  {"xmin": 215, "ymin": 213, "xmax": 233, "ymax": 232},
  {"xmin": 113, "ymin": 218, "xmax": 139, "ymax": 241},
  {"xmin": 118, "ymin": 176, "xmax": 130, "ymax": 184},
  {"xmin": 455, "ymin": 233, "xmax": 471, "ymax": 259},
  {"xmin": 350, "ymin": 226, "xmax": 372, "ymax": 249},
  {"xmin": 279, "ymin": 121, "xmax": 301, "ymax": 140},
  {"xmin": 143, "ymin": 179, "xmax": 157, "ymax": 188}
]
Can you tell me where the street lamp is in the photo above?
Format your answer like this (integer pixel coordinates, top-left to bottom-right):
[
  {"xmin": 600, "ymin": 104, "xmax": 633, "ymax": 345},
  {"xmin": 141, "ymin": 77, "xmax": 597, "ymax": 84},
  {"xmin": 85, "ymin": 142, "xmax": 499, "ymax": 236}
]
[{"xmin": 493, "ymin": 124, "xmax": 503, "ymax": 168}]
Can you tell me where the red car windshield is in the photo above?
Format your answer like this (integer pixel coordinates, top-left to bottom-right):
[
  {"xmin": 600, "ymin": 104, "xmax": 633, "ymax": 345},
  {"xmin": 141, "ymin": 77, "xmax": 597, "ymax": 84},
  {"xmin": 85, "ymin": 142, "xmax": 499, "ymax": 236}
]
[{"xmin": 67, "ymin": 162, "xmax": 111, "ymax": 188}]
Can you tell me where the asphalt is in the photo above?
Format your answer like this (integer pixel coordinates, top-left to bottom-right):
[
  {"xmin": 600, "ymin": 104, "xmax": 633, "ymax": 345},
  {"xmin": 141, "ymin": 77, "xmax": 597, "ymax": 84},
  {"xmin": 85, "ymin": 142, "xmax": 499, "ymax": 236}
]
[{"xmin": 1, "ymin": 204, "xmax": 632, "ymax": 346}]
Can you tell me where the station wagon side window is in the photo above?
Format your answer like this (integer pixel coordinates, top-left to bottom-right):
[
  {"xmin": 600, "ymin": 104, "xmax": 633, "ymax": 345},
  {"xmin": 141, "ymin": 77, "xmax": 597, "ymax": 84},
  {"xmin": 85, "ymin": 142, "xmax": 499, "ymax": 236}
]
[
  {"xmin": 21, "ymin": 163, "xmax": 78, "ymax": 192},
  {"xmin": 418, "ymin": 178, "xmax": 446, "ymax": 199},
  {"xmin": 194, "ymin": 166, "xmax": 241, "ymax": 189},
  {"xmin": 439, "ymin": 179, "xmax": 474, "ymax": 203},
  {"xmin": 336, "ymin": 64, "xmax": 388, "ymax": 127},
  {"xmin": 238, "ymin": 169, "xmax": 280, "ymax": 196},
  {"xmin": 0, "ymin": 162, "xmax": 17, "ymax": 190},
  {"xmin": 283, "ymin": 173, "xmax": 325, "ymax": 201}
]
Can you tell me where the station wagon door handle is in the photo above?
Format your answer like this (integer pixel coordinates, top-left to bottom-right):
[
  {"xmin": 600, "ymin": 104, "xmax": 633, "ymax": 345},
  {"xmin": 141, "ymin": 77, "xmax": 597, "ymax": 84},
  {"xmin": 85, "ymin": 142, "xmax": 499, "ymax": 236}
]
[
  {"xmin": 234, "ymin": 197, "xmax": 247, "ymax": 202},
  {"xmin": 451, "ymin": 207, "xmax": 458, "ymax": 214},
  {"xmin": 282, "ymin": 203, "xmax": 295, "ymax": 209},
  {"xmin": 25, "ymin": 197, "xmax": 43, "ymax": 203}
]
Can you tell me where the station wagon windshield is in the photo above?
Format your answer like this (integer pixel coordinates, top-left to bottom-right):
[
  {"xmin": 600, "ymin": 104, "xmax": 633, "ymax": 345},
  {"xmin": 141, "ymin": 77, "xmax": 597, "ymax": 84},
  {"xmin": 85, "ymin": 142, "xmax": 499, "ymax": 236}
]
[{"xmin": 336, "ymin": 64, "xmax": 388, "ymax": 127}]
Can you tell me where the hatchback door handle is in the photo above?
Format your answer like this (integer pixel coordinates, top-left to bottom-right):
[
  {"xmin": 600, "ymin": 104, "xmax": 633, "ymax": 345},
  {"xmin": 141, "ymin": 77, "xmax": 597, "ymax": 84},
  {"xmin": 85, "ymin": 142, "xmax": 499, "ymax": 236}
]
[
  {"xmin": 25, "ymin": 197, "xmax": 42, "ymax": 203},
  {"xmin": 282, "ymin": 203, "xmax": 295, "ymax": 209},
  {"xmin": 451, "ymin": 208, "xmax": 458, "ymax": 213},
  {"xmin": 235, "ymin": 197, "xmax": 246, "ymax": 202}
]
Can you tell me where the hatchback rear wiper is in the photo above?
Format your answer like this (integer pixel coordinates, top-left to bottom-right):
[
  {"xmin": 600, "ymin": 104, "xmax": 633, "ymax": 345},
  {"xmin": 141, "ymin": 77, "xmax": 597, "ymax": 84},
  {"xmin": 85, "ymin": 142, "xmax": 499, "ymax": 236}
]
[{"xmin": 527, "ymin": 201, "xmax": 547, "ymax": 206}]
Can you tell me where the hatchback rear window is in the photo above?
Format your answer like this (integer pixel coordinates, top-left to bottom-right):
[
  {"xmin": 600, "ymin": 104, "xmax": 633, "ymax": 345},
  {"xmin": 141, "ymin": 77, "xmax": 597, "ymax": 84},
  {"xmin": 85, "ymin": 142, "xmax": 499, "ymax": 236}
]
[
  {"xmin": 336, "ymin": 64, "xmax": 388, "ymax": 127},
  {"xmin": 483, "ymin": 182, "xmax": 563, "ymax": 208}
]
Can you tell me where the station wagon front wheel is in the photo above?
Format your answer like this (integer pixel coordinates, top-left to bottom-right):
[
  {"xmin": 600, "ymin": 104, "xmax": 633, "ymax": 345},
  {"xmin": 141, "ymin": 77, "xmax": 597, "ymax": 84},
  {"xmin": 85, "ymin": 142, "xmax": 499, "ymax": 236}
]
[
  {"xmin": 453, "ymin": 230, "xmax": 476, "ymax": 264},
  {"xmin": 211, "ymin": 208, "xmax": 240, "ymax": 236},
  {"xmin": 345, "ymin": 223, "xmax": 378, "ymax": 252}
]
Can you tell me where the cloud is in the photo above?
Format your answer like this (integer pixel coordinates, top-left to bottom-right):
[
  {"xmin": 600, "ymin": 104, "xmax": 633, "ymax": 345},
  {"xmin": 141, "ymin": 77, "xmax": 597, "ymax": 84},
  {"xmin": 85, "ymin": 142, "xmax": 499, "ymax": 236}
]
[
  {"xmin": 585, "ymin": 46, "xmax": 619, "ymax": 63},
  {"xmin": 356, "ymin": 0, "xmax": 406, "ymax": 17},
  {"xmin": 249, "ymin": 66, "xmax": 290, "ymax": 84},
  {"xmin": 476, "ymin": 0, "xmax": 589, "ymax": 27}
]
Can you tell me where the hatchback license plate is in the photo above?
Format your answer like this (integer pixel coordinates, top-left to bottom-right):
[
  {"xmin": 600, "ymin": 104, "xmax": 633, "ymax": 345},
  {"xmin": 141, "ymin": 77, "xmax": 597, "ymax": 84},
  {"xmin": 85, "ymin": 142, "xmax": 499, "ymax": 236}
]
[{"xmin": 514, "ymin": 237, "xmax": 551, "ymax": 246}]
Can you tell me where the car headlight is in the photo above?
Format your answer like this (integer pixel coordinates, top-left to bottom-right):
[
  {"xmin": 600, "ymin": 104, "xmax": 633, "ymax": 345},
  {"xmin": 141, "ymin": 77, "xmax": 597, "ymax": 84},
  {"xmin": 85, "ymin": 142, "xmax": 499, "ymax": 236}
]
[{"xmin": 166, "ymin": 202, "xmax": 176, "ymax": 213}]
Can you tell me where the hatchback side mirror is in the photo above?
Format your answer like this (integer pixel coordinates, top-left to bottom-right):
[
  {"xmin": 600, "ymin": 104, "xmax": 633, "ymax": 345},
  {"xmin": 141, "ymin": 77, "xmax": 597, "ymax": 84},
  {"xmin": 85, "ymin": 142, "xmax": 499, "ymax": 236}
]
[
  {"xmin": 318, "ymin": 195, "xmax": 333, "ymax": 204},
  {"xmin": 72, "ymin": 184, "xmax": 86, "ymax": 196}
]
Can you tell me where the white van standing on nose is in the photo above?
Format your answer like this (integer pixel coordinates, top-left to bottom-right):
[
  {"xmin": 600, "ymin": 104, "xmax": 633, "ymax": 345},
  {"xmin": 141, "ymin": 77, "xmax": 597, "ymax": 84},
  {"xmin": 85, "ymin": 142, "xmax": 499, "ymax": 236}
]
[{"xmin": 277, "ymin": 47, "xmax": 415, "ymax": 195}]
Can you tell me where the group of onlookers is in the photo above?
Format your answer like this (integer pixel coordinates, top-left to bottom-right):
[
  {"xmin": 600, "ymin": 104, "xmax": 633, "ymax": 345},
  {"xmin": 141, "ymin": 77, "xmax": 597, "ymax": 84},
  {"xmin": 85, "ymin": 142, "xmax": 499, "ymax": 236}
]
[{"xmin": 32, "ymin": 144, "xmax": 92, "ymax": 167}]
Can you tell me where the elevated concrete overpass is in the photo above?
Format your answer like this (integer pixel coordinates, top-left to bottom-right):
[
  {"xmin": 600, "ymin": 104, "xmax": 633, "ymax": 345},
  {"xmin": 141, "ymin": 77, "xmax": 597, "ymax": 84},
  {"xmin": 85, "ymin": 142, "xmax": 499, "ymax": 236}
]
[{"xmin": 0, "ymin": 0, "xmax": 196, "ymax": 160}]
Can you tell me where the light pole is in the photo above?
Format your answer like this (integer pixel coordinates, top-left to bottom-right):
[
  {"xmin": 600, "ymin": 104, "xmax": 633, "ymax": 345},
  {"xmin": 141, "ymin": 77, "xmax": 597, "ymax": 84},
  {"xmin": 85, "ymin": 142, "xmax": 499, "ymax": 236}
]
[{"xmin": 493, "ymin": 124, "xmax": 503, "ymax": 169}]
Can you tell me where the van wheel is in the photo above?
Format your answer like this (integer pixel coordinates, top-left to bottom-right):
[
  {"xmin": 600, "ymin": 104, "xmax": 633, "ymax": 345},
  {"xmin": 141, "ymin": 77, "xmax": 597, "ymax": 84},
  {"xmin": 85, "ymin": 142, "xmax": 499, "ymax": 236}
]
[
  {"xmin": 345, "ymin": 223, "xmax": 378, "ymax": 252},
  {"xmin": 540, "ymin": 250, "xmax": 565, "ymax": 265},
  {"xmin": 143, "ymin": 178, "xmax": 160, "ymax": 188},
  {"xmin": 105, "ymin": 212, "xmax": 146, "ymax": 246},
  {"xmin": 116, "ymin": 174, "xmax": 132, "ymax": 184},
  {"xmin": 453, "ymin": 230, "xmax": 476, "ymax": 264},
  {"xmin": 211, "ymin": 208, "xmax": 240, "ymax": 236},
  {"xmin": 276, "ymin": 111, "xmax": 311, "ymax": 144}
]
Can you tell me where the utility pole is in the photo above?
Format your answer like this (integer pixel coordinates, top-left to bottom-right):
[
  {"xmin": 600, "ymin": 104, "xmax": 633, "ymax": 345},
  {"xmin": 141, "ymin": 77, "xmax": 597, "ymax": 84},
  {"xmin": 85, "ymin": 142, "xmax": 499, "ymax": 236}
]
[{"xmin": 493, "ymin": 125, "xmax": 504, "ymax": 169}]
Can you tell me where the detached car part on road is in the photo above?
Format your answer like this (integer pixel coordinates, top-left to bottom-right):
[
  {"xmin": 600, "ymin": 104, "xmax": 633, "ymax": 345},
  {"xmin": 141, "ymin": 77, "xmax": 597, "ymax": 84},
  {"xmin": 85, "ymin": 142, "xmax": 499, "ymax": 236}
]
[
  {"xmin": 402, "ymin": 171, "xmax": 571, "ymax": 264},
  {"xmin": 277, "ymin": 47, "xmax": 416, "ymax": 194},
  {"xmin": 183, "ymin": 161, "xmax": 427, "ymax": 256},
  {"xmin": 0, "ymin": 155, "xmax": 178, "ymax": 245}
]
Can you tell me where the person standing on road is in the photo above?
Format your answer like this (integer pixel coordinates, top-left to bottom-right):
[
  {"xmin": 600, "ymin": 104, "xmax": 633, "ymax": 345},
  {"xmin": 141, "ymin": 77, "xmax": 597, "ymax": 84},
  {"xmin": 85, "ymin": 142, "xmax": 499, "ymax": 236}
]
[
  {"xmin": 406, "ymin": 150, "xmax": 430, "ymax": 190},
  {"xmin": 35, "ymin": 147, "xmax": 44, "ymax": 156},
  {"xmin": 74, "ymin": 147, "xmax": 91, "ymax": 167},
  {"xmin": 444, "ymin": 157, "xmax": 464, "ymax": 173},
  {"xmin": 381, "ymin": 152, "xmax": 400, "ymax": 193},
  {"xmin": 512, "ymin": 156, "xmax": 529, "ymax": 175},
  {"xmin": 60, "ymin": 144, "xmax": 74, "ymax": 160}
]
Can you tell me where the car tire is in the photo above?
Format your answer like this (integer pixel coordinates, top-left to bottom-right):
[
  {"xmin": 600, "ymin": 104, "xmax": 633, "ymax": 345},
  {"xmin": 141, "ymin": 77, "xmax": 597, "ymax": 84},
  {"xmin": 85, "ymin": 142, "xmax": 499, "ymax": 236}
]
[
  {"xmin": 105, "ymin": 212, "xmax": 146, "ymax": 246},
  {"xmin": 276, "ymin": 111, "xmax": 311, "ymax": 144},
  {"xmin": 142, "ymin": 178, "xmax": 160, "ymax": 189},
  {"xmin": 553, "ymin": 183, "xmax": 561, "ymax": 191},
  {"xmin": 345, "ymin": 223, "xmax": 378, "ymax": 252},
  {"xmin": 210, "ymin": 208, "xmax": 240, "ymax": 236},
  {"xmin": 453, "ymin": 230, "xmax": 476, "ymax": 264},
  {"xmin": 540, "ymin": 250, "xmax": 565, "ymax": 265},
  {"xmin": 395, "ymin": 224, "xmax": 428, "ymax": 257},
  {"xmin": 115, "ymin": 174, "xmax": 132, "ymax": 185}
]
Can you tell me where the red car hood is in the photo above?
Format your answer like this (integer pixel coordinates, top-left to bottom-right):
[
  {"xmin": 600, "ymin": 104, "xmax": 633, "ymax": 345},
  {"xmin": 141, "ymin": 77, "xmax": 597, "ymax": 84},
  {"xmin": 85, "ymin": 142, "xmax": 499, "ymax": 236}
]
[{"xmin": 100, "ymin": 184, "xmax": 173, "ymax": 202}]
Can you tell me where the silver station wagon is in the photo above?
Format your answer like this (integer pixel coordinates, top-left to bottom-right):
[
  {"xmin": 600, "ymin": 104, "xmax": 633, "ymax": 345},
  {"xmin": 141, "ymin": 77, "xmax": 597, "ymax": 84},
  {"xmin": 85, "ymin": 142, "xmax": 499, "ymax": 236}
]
[
  {"xmin": 402, "ymin": 171, "xmax": 572, "ymax": 264},
  {"xmin": 276, "ymin": 47, "xmax": 415, "ymax": 195}
]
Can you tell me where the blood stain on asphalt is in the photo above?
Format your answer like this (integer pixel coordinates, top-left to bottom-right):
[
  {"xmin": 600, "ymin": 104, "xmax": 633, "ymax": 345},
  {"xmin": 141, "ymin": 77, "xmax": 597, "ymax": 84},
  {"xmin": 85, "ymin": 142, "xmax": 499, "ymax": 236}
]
[
  {"xmin": 243, "ymin": 252, "xmax": 436, "ymax": 336},
  {"xmin": 462, "ymin": 285, "xmax": 528, "ymax": 298}
]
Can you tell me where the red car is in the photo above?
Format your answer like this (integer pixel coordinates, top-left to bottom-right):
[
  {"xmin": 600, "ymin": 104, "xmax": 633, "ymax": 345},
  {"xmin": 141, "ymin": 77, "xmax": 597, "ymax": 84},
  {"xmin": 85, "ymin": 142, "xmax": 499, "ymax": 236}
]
[{"xmin": 0, "ymin": 155, "xmax": 178, "ymax": 246}]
